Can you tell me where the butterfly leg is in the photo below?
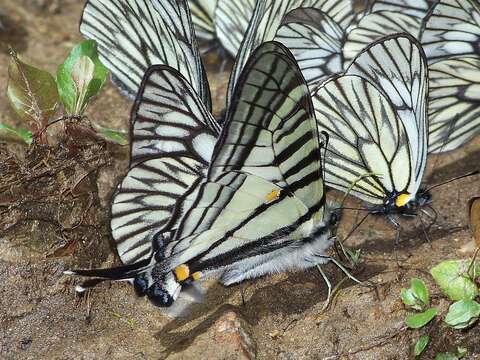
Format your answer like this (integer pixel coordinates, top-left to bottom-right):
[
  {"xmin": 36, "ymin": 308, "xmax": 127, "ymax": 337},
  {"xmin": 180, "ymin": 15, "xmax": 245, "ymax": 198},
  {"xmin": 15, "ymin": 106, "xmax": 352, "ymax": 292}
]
[
  {"xmin": 387, "ymin": 215, "xmax": 403, "ymax": 268},
  {"xmin": 317, "ymin": 265, "xmax": 332, "ymax": 312}
]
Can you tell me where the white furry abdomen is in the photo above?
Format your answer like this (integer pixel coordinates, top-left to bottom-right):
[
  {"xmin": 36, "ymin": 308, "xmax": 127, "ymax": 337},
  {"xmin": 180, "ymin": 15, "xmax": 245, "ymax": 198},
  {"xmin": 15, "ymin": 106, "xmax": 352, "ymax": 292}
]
[{"xmin": 218, "ymin": 214, "xmax": 334, "ymax": 286}]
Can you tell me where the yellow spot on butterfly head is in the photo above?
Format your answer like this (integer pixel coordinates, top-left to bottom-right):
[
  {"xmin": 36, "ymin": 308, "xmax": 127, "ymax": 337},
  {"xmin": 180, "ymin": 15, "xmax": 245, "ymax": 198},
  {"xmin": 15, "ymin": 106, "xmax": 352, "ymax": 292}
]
[
  {"xmin": 173, "ymin": 264, "xmax": 190, "ymax": 282},
  {"xmin": 265, "ymin": 189, "xmax": 281, "ymax": 203},
  {"xmin": 395, "ymin": 193, "xmax": 410, "ymax": 207},
  {"xmin": 191, "ymin": 272, "xmax": 202, "ymax": 281}
]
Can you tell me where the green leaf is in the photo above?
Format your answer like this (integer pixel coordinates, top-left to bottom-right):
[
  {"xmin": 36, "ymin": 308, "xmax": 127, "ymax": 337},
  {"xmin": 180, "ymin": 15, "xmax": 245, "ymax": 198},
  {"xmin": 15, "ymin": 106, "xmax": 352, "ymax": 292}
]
[
  {"xmin": 56, "ymin": 40, "xmax": 108, "ymax": 115},
  {"xmin": 435, "ymin": 353, "xmax": 458, "ymax": 360},
  {"xmin": 411, "ymin": 278, "xmax": 429, "ymax": 305},
  {"xmin": 0, "ymin": 123, "xmax": 32, "ymax": 144},
  {"xmin": 430, "ymin": 260, "xmax": 478, "ymax": 301},
  {"xmin": 405, "ymin": 308, "xmax": 437, "ymax": 329},
  {"xmin": 401, "ymin": 278, "xmax": 429, "ymax": 310},
  {"xmin": 96, "ymin": 127, "xmax": 128, "ymax": 145},
  {"xmin": 444, "ymin": 300, "xmax": 480, "ymax": 329},
  {"xmin": 414, "ymin": 335, "xmax": 429, "ymax": 356},
  {"xmin": 7, "ymin": 50, "xmax": 58, "ymax": 130}
]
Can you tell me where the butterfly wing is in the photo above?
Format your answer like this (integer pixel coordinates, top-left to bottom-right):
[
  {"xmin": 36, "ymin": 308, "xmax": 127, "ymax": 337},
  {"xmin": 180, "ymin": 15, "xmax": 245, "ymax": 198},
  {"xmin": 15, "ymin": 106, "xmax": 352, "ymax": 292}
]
[
  {"xmin": 428, "ymin": 57, "xmax": 480, "ymax": 153},
  {"xmin": 421, "ymin": 0, "xmax": 480, "ymax": 63},
  {"xmin": 214, "ymin": 0, "xmax": 256, "ymax": 57},
  {"xmin": 315, "ymin": 34, "xmax": 427, "ymax": 205},
  {"xmin": 80, "ymin": 0, "xmax": 211, "ymax": 109},
  {"xmin": 189, "ymin": 0, "xmax": 218, "ymax": 41},
  {"xmin": 111, "ymin": 66, "xmax": 220, "ymax": 264},
  {"xmin": 275, "ymin": 8, "xmax": 344, "ymax": 88},
  {"xmin": 420, "ymin": 0, "xmax": 480, "ymax": 152},
  {"xmin": 346, "ymin": 34, "xmax": 429, "ymax": 196},
  {"xmin": 210, "ymin": 41, "xmax": 324, "ymax": 212},
  {"xmin": 342, "ymin": 12, "xmax": 423, "ymax": 66},
  {"xmin": 314, "ymin": 75, "xmax": 411, "ymax": 204},
  {"xmin": 226, "ymin": 0, "xmax": 354, "ymax": 104},
  {"xmin": 371, "ymin": 0, "xmax": 435, "ymax": 17},
  {"xmin": 162, "ymin": 41, "xmax": 329, "ymax": 284}
]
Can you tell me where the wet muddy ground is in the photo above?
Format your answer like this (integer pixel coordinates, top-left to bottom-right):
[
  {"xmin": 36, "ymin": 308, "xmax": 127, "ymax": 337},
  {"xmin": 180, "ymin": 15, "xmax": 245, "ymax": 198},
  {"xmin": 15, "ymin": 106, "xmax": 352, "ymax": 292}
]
[{"xmin": 1, "ymin": 1, "xmax": 479, "ymax": 359}]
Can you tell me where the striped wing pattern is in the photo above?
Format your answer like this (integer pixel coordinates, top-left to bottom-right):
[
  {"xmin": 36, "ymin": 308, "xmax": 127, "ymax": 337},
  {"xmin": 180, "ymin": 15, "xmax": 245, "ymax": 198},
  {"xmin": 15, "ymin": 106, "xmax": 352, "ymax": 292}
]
[
  {"xmin": 421, "ymin": 0, "xmax": 480, "ymax": 63},
  {"xmin": 211, "ymin": 42, "xmax": 324, "ymax": 211},
  {"xmin": 189, "ymin": 0, "xmax": 218, "ymax": 41},
  {"xmin": 315, "ymin": 35, "xmax": 428, "ymax": 205},
  {"xmin": 420, "ymin": 0, "xmax": 480, "ymax": 152},
  {"xmin": 111, "ymin": 66, "xmax": 220, "ymax": 264},
  {"xmin": 214, "ymin": 0, "xmax": 256, "ymax": 57},
  {"xmin": 347, "ymin": 35, "xmax": 429, "ymax": 195},
  {"xmin": 275, "ymin": 8, "xmax": 344, "ymax": 87},
  {"xmin": 80, "ymin": 0, "xmax": 211, "ymax": 109},
  {"xmin": 163, "ymin": 42, "xmax": 325, "ymax": 280},
  {"xmin": 130, "ymin": 66, "xmax": 220, "ymax": 166},
  {"xmin": 111, "ymin": 156, "xmax": 206, "ymax": 264},
  {"xmin": 343, "ymin": 12, "xmax": 422, "ymax": 66},
  {"xmin": 371, "ymin": 0, "xmax": 435, "ymax": 17},
  {"xmin": 227, "ymin": 0, "xmax": 354, "ymax": 103},
  {"xmin": 428, "ymin": 57, "xmax": 480, "ymax": 153},
  {"xmin": 342, "ymin": 0, "xmax": 435, "ymax": 66},
  {"xmin": 314, "ymin": 75, "xmax": 411, "ymax": 204}
]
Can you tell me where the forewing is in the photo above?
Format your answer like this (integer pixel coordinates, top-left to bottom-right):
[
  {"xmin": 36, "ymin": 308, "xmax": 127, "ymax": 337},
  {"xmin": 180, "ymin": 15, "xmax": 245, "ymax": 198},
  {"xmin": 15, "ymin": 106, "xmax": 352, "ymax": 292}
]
[
  {"xmin": 275, "ymin": 8, "xmax": 344, "ymax": 88},
  {"xmin": 343, "ymin": 11, "xmax": 422, "ymax": 66},
  {"xmin": 428, "ymin": 57, "xmax": 480, "ymax": 153},
  {"xmin": 346, "ymin": 34, "xmax": 428, "ymax": 194},
  {"xmin": 211, "ymin": 42, "xmax": 324, "ymax": 212},
  {"xmin": 80, "ymin": 0, "xmax": 211, "ymax": 108},
  {"xmin": 421, "ymin": 0, "xmax": 480, "ymax": 63},
  {"xmin": 314, "ymin": 75, "xmax": 412, "ymax": 204},
  {"xmin": 130, "ymin": 66, "xmax": 220, "ymax": 167},
  {"xmin": 214, "ymin": 0, "xmax": 256, "ymax": 57},
  {"xmin": 227, "ymin": 0, "xmax": 354, "ymax": 103},
  {"xmin": 111, "ymin": 66, "xmax": 219, "ymax": 264}
]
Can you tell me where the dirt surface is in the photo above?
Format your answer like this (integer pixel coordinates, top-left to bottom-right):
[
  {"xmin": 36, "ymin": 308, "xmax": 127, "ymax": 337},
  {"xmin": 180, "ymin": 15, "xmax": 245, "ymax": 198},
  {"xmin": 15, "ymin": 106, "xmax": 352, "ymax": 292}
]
[{"xmin": 1, "ymin": 1, "xmax": 480, "ymax": 359}]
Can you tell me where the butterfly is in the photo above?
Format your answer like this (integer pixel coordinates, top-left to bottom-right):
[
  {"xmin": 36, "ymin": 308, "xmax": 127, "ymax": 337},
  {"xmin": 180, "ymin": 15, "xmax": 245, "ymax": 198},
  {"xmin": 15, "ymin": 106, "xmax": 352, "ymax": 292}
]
[
  {"xmin": 342, "ymin": 0, "xmax": 436, "ymax": 66},
  {"xmin": 67, "ymin": 41, "xmax": 338, "ymax": 307},
  {"xmin": 314, "ymin": 33, "xmax": 431, "ymax": 237},
  {"xmin": 80, "ymin": 0, "xmax": 211, "ymax": 109},
  {"xmin": 227, "ymin": 0, "xmax": 356, "ymax": 101},
  {"xmin": 420, "ymin": 0, "xmax": 480, "ymax": 153}
]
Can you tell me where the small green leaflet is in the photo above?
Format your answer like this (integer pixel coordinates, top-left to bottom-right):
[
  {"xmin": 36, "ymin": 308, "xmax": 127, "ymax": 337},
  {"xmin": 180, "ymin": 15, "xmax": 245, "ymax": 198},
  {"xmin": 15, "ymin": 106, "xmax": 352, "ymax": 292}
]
[
  {"xmin": 430, "ymin": 260, "xmax": 479, "ymax": 301},
  {"xmin": 444, "ymin": 299, "xmax": 480, "ymax": 329},
  {"xmin": 401, "ymin": 278, "xmax": 429, "ymax": 310},
  {"xmin": 96, "ymin": 127, "xmax": 128, "ymax": 145},
  {"xmin": 405, "ymin": 308, "xmax": 437, "ymax": 329},
  {"xmin": 414, "ymin": 334, "xmax": 429, "ymax": 356},
  {"xmin": 0, "ymin": 124, "xmax": 32, "ymax": 145},
  {"xmin": 56, "ymin": 40, "xmax": 108, "ymax": 115},
  {"xmin": 7, "ymin": 50, "xmax": 59, "ymax": 131}
]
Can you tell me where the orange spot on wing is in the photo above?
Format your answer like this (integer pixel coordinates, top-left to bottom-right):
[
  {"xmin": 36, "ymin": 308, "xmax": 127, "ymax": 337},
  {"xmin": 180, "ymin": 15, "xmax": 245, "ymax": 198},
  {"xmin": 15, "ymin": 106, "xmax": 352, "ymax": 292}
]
[
  {"xmin": 174, "ymin": 264, "xmax": 190, "ymax": 282},
  {"xmin": 265, "ymin": 189, "xmax": 281, "ymax": 203}
]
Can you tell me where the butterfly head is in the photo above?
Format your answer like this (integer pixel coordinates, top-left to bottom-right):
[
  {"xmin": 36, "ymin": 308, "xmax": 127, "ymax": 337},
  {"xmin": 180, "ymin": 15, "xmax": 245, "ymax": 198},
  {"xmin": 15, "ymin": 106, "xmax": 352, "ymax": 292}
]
[{"xmin": 381, "ymin": 190, "xmax": 431, "ymax": 215}]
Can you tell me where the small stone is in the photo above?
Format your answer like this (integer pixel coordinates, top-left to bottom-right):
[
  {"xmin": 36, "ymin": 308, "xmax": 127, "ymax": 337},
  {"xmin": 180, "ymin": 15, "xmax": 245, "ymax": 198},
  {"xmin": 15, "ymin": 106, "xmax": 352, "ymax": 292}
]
[
  {"xmin": 215, "ymin": 310, "xmax": 257, "ymax": 360},
  {"xmin": 269, "ymin": 330, "xmax": 281, "ymax": 339}
]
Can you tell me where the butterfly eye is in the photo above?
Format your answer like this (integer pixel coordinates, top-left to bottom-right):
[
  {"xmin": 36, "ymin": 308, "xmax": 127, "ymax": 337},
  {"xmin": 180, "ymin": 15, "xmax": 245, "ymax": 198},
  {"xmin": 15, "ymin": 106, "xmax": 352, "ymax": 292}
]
[
  {"xmin": 147, "ymin": 283, "xmax": 174, "ymax": 307},
  {"xmin": 133, "ymin": 276, "xmax": 148, "ymax": 297}
]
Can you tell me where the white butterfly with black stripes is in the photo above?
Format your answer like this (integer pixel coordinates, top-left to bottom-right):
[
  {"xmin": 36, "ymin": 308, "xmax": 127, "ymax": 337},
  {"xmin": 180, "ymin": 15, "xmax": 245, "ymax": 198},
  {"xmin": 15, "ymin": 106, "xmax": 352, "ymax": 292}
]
[
  {"xmin": 314, "ymin": 34, "xmax": 431, "ymax": 232},
  {"xmin": 420, "ymin": 0, "xmax": 480, "ymax": 153},
  {"xmin": 342, "ymin": 0, "xmax": 436, "ymax": 66},
  {"xmin": 80, "ymin": 0, "xmax": 211, "ymax": 108},
  {"xmin": 224, "ymin": 0, "xmax": 356, "ymax": 102},
  {"xmin": 67, "ymin": 41, "xmax": 339, "ymax": 307}
]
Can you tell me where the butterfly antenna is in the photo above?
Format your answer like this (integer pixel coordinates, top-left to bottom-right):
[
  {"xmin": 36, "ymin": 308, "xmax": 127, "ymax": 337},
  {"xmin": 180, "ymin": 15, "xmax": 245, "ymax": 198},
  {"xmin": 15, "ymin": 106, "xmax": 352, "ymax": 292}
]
[{"xmin": 424, "ymin": 170, "xmax": 479, "ymax": 194}]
